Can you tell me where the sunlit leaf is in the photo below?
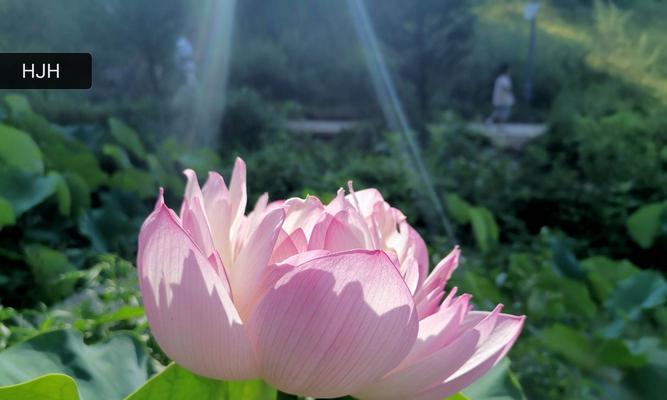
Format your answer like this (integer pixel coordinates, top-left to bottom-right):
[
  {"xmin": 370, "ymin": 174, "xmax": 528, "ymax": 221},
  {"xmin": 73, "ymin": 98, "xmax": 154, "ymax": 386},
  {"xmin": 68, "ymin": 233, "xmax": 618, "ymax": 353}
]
[
  {"xmin": 125, "ymin": 363, "xmax": 276, "ymax": 400},
  {"xmin": 10, "ymin": 111, "xmax": 106, "ymax": 189},
  {"xmin": 0, "ymin": 373, "xmax": 79, "ymax": 400},
  {"xmin": 444, "ymin": 393, "xmax": 471, "ymax": 400}
]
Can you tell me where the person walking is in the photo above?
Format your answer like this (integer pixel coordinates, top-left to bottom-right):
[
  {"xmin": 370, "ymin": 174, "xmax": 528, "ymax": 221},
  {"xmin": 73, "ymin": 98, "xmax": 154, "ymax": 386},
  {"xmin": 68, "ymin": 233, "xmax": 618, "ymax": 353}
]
[{"xmin": 486, "ymin": 63, "xmax": 515, "ymax": 128}]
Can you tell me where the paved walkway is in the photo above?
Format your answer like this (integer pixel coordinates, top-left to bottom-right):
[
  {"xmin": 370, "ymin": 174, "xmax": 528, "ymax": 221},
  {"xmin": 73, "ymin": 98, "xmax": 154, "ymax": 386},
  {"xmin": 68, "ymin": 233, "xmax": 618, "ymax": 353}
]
[
  {"xmin": 286, "ymin": 119, "xmax": 548, "ymax": 148},
  {"xmin": 468, "ymin": 122, "xmax": 547, "ymax": 148},
  {"xmin": 286, "ymin": 119, "xmax": 358, "ymax": 137}
]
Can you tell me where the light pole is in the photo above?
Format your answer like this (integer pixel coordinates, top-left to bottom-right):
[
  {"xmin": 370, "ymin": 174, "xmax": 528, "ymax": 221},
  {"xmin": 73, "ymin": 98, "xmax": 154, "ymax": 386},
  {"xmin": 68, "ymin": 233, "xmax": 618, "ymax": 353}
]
[{"xmin": 523, "ymin": 1, "xmax": 540, "ymax": 105}]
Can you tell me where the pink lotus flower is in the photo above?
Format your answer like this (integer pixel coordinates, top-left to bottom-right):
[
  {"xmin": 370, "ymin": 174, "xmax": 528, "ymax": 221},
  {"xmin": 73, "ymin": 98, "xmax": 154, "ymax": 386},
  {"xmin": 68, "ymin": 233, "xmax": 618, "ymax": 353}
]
[{"xmin": 138, "ymin": 158, "xmax": 524, "ymax": 399}]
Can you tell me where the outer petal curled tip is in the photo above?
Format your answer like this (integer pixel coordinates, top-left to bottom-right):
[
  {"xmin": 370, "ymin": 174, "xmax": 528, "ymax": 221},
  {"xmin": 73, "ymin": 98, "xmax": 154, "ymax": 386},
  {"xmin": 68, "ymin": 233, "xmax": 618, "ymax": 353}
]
[
  {"xmin": 137, "ymin": 204, "xmax": 256, "ymax": 380},
  {"xmin": 409, "ymin": 312, "xmax": 525, "ymax": 400},
  {"xmin": 247, "ymin": 249, "xmax": 419, "ymax": 399},
  {"xmin": 354, "ymin": 304, "xmax": 515, "ymax": 400}
]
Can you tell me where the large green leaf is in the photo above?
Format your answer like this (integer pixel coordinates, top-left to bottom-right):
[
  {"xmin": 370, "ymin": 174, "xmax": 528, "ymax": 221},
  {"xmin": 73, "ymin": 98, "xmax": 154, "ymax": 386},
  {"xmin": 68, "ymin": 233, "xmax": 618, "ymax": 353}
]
[
  {"xmin": 581, "ymin": 256, "xmax": 639, "ymax": 302},
  {"xmin": 125, "ymin": 363, "xmax": 276, "ymax": 400},
  {"xmin": 0, "ymin": 169, "xmax": 58, "ymax": 217},
  {"xmin": 541, "ymin": 324, "xmax": 594, "ymax": 370},
  {"xmin": 0, "ymin": 374, "xmax": 79, "ymax": 400},
  {"xmin": 559, "ymin": 279, "xmax": 597, "ymax": 318},
  {"xmin": 595, "ymin": 339, "xmax": 647, "ymax": 368},
  {"xmin": 626, "ymin": 203, "xmax": 665, "ymax": 248},
  {"xmin": 9, "ymin": 110, "xmax": 106, "ymax": 189},
  {"xmin": 0, "ymin": 124, "xmax": 43, "ymax": 174},
  {"xmin": 0, "ymin": 330, "xmax": 153, "ymax": 400},
  {"xmin": 462, "ymin": 358, "xmax": 526, "ymax": 400},
  {"xmin": 542, "ymin": 324, "xmax": 648, "ymax": 371},
  {"xmin": 108, "ymin": 118, "xmax": 147, "ymax": 160},
  {"xmin": 605, "ymin": 270, "xmax": 667, "ymax": 319},
  {"xmin": 0, "ymin": 197, "xmax": 15, "ymax": 229}
]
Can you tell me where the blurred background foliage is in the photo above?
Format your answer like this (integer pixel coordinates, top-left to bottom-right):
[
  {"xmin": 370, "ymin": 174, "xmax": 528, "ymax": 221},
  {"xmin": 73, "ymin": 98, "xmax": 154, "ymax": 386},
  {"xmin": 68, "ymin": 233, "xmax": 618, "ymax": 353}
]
[{"xmin": 1, "ymin": 0, "xmax": 667, "ymax": 399}]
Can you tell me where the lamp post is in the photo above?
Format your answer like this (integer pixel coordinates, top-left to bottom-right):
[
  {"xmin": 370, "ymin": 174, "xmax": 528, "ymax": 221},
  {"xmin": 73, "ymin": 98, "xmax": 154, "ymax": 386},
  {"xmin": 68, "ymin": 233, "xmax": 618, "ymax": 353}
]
[{"xmin": 523, "ymin": 1, "xmax": 540, "ymax": 105}]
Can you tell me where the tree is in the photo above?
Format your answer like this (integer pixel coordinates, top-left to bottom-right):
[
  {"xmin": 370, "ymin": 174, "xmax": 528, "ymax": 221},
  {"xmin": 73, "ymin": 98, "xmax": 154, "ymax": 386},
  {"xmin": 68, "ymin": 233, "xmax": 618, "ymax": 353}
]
[{"xmin": 367, "ymin": 0, "xmax": 474, "ymax": 124}]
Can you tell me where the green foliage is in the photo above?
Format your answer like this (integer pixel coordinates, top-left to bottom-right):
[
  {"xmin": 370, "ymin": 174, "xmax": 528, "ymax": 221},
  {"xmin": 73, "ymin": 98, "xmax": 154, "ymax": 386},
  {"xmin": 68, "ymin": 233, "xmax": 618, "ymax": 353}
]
[
  {"xmin": 626, "ymin": 202, "xmax": 666, "ymax": 248},
  {"xmin": 462, "ymin": 359, "xmax": 526, "ymax": 400},
  {"xmin": 468, "ymin": 206, "xmax": 499, "ymax": 253},
  {"xmin": 23, "ymin": 245, "xmax": 78, "ymax": 303},
  {"xmin": 126, "ymin": 363, "xmax": 276, "ymax": 400},
  {"xmin": 444, "ymin": 194, "xmax": 472, "ymax": 224},
  {"xmin": 445, "ymin": 222, "xmax": 667, "ymax": 399},
  {"xmin": 0, "ymin": 254, "xmax": 147, "ymax": 350},
  {"xmin": 0, "ymin": 124, "xmax": 43, "ymax": 174},
  {"xmin": 0, "ymin": 330, "xmax": 153, "ymax": 400},
  {"xmin": 0, "ymin": 3, "xmax": 666, "ymax": 398},
  {"xmin": 606, "ymin": 271, "xmax": 667, "ymax": 320},
  {"xmin": 108, "ymin": 118, "xmax": 147, "ymax": 161},
  {"xmin": 0, "ymin": 374, "xmax": 79, "ymax": 400},
  {"xmin": 0, "ymin": 169, "xmax": 62, "ymax": 217},
  {"xmin": 582, "ymin": 256, "xmax": 639, "ymax": 301},
  {"xmin": 0, "ymin": 198, "xmax": 15, "ymax": 229}
]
